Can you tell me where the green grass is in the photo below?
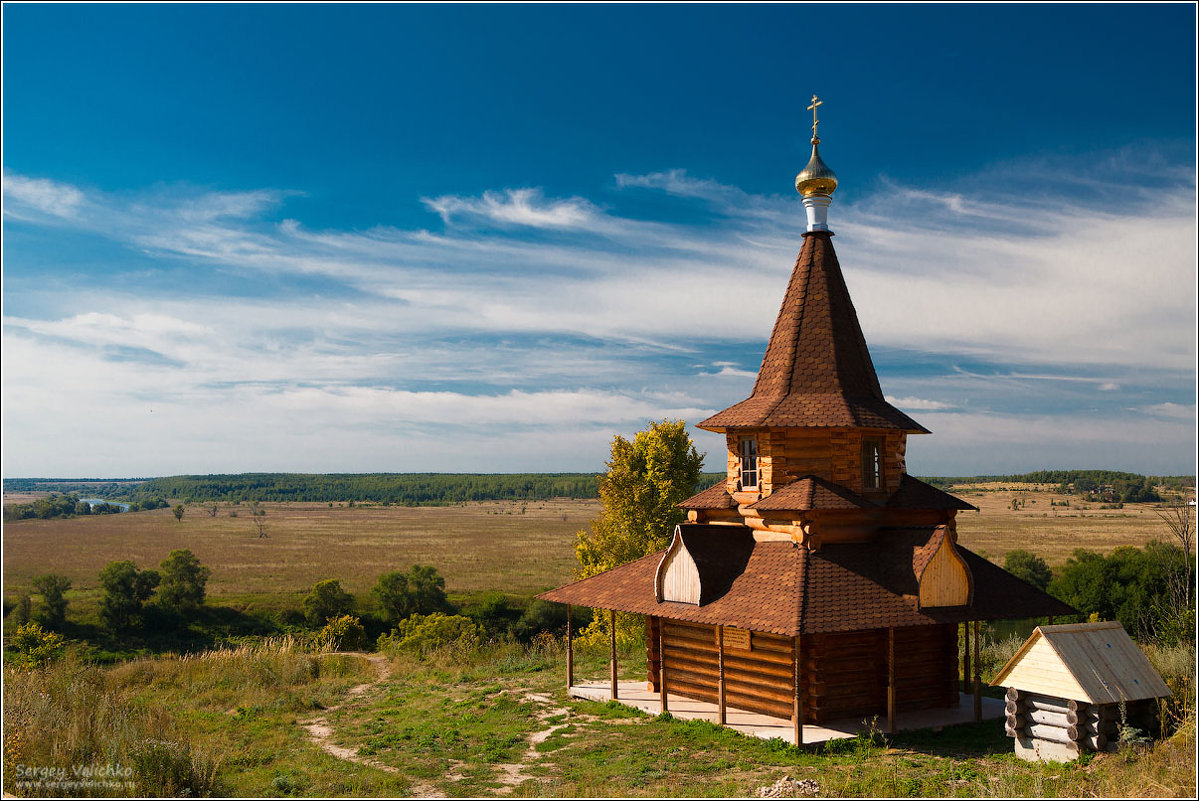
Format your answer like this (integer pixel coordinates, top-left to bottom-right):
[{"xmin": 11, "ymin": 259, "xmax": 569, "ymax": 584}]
[{"xmin": 4, "ymin": 635, "xmax": 1194, "ymax": 797}]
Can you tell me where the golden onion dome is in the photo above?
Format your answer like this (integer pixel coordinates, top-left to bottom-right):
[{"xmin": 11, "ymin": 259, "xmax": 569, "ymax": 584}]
[{"xmin": 795, "ymin": 141, "xmax": 838, "ymax": 197}]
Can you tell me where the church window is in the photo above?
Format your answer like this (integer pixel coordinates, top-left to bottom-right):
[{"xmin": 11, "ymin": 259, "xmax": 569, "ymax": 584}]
[
  {"xmin": 738, "ymin": 437, "xmax": 759, "ymax": 489},
  {"xmin": 862, "ymin": 438, "xmax": 883, "ymax": 490}
]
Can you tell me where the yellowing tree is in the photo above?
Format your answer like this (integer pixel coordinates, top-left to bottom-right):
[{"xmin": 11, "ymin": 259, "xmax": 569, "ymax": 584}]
[{"xmin": 574, "ymin": 419, "xmax": 704, "ymax": 642}]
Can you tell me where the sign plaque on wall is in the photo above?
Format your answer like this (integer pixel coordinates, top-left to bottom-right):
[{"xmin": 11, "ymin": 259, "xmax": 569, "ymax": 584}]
[{"xmin": 723, "ymin": 627, "xmax": 752, "ymax": 651}]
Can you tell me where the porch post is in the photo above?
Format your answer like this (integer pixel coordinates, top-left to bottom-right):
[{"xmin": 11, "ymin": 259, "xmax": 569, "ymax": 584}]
[
  {"xmin": 793, "ymin": 634, "xmax": 804, "ymax": 745},
  {"xmin": 886, "ymin": 627, "xmax": 896, "ymax": 734},
  {"xmin": 658, "ymin": 618, "xmax": 668, "ymax": 713},
  {"xmin": 717, "ymin": 626, "xmax": 727, "ymax": 725},
  {"xmin": 566, "ymin": 604, "xmax": 574, "ymax": 690},
  {"xmin": 972, "ymin": 620, "xmax": 982, "ymax": 722},
  {"xmin": 962, "ymin": 621, "xmax": 971, "ymax": 695},
  {"xmin": 610, "ymin": 609, "xmax": 618, "ymax": 700}
]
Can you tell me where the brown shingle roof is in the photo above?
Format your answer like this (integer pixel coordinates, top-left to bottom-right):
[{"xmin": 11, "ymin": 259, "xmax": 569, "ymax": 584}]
[
  {"xmin": 536, "ymin": 526, "xmax": 1075, "ymax": 635},
  {"xmin": 538, "ymin": 538, "xmax": 806, "ymax": 636},
  {"xmin": 750, "ymin": 475, "xmax": 876, "ymax": 511},
  {"xmin": 886, "ymin": 474, "xmax": 977, "ymax": 511},
  {"xmin": 678, "ymin": 482, "xmax": 736, "ymax": 510},
  {"xmin": 698, "ymin": 232, "xmax": 928, "ymax": 433}
]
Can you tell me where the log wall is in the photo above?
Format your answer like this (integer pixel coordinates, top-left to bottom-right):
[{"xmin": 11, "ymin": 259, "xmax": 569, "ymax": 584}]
[
  {"xmin": 724, "ymin": 428, "xmax": 907, "ymax": 499},
  {"xmin": 649, "ymin": 618, "xmax": 957, "ymax": 724},
  {"xmin": 806, "ymin": 624, "xmax": 957, "ymax": 722}
]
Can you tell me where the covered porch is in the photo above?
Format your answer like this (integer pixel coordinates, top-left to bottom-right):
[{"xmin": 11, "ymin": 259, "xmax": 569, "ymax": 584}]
[{"xmin": 568, "ymin": 680, "xmax": 1005, "ymax": 746}]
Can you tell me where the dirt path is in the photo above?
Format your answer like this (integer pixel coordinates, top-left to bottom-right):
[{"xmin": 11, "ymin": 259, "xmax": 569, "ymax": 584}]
[
  {"xmin": 298, "ymin": 657, "xmax": 579, "ymax": 797},
  {"xmin": 490, "ymin": 692, "xmax": 575, "ymax": 794},
  {"xmin": 297, "ymin": 652, "xmax": 447, "ymax": 798}
]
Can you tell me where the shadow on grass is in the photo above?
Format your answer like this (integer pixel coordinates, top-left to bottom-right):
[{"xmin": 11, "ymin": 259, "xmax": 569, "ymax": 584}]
[
  {"xmin": 48, "ymin": 605, "xmax": 288, "ymax": 662},
  {"xmin": 887, "ymin": 718, "xmax": 1012, "ymax": 758}
]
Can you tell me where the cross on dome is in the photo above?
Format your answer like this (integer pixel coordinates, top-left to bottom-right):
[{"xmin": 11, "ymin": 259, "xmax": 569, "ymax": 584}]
[{"xmin": 807, "ymin": 94, "xmax": 823, "ymax": 144}]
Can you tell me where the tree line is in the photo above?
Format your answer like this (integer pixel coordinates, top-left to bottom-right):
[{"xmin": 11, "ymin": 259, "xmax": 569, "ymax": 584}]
[
  {"xmin": 114, "ymin": 471, "xmax": 726, "ymax": 506},
  {"xmin": 921, "ymin": 469, "xmax": 1193, "ymax": 501},
  {"xmin": 3, "ymin": 494, "xmax": 127, "ymax": 522}
]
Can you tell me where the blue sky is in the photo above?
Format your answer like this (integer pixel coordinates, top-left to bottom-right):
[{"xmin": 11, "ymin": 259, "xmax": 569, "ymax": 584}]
[{"xmin": 2, "ymin": 3, "xmax": 1196, "ymax": 478}]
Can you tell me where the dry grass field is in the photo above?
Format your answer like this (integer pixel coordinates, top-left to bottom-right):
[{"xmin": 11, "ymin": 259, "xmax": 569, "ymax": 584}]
[
  {"xmin": 950, "ymin": 482, "xmax": 1179, "ymax": 564},
  {"xmin": 4, "ymin": 481, "xmax": 1181, "ymax": 613},
  {"xmin": 2, "ymin": 498, "xmax": 598, "ymax": 609}
]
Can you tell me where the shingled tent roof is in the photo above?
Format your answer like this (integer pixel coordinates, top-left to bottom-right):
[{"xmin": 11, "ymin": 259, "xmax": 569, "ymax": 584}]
[
  {"xmin": 698, "ymin": 231, "xmax": 928, "ymax": 433},
  {"xmin": 537, "ymin": 527, "xmax": 1075, "ymax": 636}
]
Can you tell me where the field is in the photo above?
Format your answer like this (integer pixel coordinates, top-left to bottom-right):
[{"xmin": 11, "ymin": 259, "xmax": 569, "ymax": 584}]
[
  {"xmin": 2, "ymin": 498, "xmax": 598, "ymax": 613},
  {"xmin": 949, "ymin": 483, "xmax": 1176, "ymax": 564},
  {"xmin": 2, "ymin": 485, "xmax": 1194, "ymax": 797},
  {"xmin": 1, "ymin": 485, "xmax": 1179, "ymax": 610}
]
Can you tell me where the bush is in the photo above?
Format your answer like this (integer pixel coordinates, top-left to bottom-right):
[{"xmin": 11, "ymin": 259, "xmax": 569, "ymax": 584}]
[
  {"xmin": 512, "ymin": 599, "xmax": 584, "ymax": 641},
  {"xmin": 317, "ymin": 615, "xmax": 367, "ymax": 651},
  {"xmin": 377, "ymin": 613, "xmax": 481, "ymax": 655},
  {"xmin": 303, "ymin": 579, "xmax": 355, "ymax": 626},
  {"xmin": 10, "ymin": 622, "xmax": 67, "ymax": 667},
  {"xmin": 130, "ymin": 738, "xmax": 222, "ymax": 797},
  {"xmin": 463, "ymin": 592, "xmax": 517, "ymax": 637}
]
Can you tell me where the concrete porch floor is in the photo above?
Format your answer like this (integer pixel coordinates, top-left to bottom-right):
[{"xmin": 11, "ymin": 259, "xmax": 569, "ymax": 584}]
[{"xmin": 568, "ymin": 681, "xmax": 1005, "ymax": 746}]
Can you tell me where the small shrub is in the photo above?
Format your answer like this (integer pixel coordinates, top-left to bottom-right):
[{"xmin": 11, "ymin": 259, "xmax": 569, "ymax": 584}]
[
  {"xmin": 130, "ymin": 738, "xmax": 221, "ymax": 797},
  {"xmin": 10, "ymin": 622, "xmax": 66, "ymax": 667},
  {"xmin": 377, "ymin": 613, "xmax": 481, "ymax": 655},
  {"xmin": 317, "ymin": 615, "xmax": 366, "ymax": 651}
]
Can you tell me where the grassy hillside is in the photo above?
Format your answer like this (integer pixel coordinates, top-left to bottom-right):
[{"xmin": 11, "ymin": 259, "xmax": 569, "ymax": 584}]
[{"xmin": 4, "ymin": 636, "xmax": 1193, "ymax": 797}]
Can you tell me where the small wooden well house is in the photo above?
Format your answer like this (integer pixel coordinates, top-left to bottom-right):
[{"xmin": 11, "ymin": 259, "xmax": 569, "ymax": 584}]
[
  {"xmin": 539, "ymin": 100, "xmax": 1075, "ymax": 740},
  {"xmin": 993, "ymin": 621, "xmax": 1172, "ymax": 762}
]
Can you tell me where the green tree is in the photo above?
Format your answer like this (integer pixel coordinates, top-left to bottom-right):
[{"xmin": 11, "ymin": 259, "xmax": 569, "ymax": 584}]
[
  {"xmin": 372, "ymin": 565, "xmax": 450, "ymax": 623},
  {"xmin": 98, "ymin": 560, "xmax": 160, "ymax": 630},
  {"xmin": 1003, "ymin": 549, "xmax": 1052, "ymax": 591},
  {"xmin": 303, "ymin": 578, "xmax": 356, "ymax": 626},
  {"xmin": 31, "ymin": 573, "xmax": 72, "ymax": 629},
  {"xmin": 173, "ymin": 504, "xmax": 185, "ymax": 522},
  {"xmin": 574, "ymin": 419, "xmax": 705, "ymax": 579},
  {"xmin": 1050, "ymin": 542, "xmax": 1190, "ymax": 640},
  {"xmin": 158, "ymin": 549, "xmax": 212, "ymax": 612}
]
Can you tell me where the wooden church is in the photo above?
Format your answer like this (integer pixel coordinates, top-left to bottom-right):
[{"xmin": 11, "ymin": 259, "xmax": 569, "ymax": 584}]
[{"xmin": 539, "ymin": 98, "xmax": 1074, "ymax": 740}]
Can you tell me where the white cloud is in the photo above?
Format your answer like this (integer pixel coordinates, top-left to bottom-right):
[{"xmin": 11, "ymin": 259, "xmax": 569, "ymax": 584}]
[
  {"xmin": 422, "ymin": 188, "xmax": 601, "ymax": 230},
  {"xmin": 2, "ymin": 170, "xmax": 86, "ymax": 219},
  {"xmin": 885, "ymin": 396, "xmax": 954, "ymax": 411},
  {"xmin": 1138, "ymin": 402, "xmax": 1196, "ymax": 420},
  {"xmin": 2, "ymin": 152, "xmax": 1195, "ymax": 475}
]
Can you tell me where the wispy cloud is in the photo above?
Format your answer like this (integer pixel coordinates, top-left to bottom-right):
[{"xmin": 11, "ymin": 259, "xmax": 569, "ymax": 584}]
[
  {"xmin": 422, "ymin": 188, "xmax": 601, "ymax": 230},
  {"xmin": 886, "ymin": 396, "xmax": 954, "ymax": 411},
  {"xmin": 2, "ymin": 169, "xmax": 86, "ymax": 220},
  {"xmin": 3, "ymin": 149, "xmax": 1194, "ymax": 475}
]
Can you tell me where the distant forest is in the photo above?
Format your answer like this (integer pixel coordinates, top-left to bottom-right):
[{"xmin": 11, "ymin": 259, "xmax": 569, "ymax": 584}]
[
  {"xmin": 3, "ymin": 470, "xmax": 1192, "ymax": 509},
  {"xmin": 921, "ymin": 469, "xmax": 1193, "ymax": 502}
]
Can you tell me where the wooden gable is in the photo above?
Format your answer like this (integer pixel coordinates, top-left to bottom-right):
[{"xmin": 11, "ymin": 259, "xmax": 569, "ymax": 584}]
[{"xmin": 992, "ymin": 622, "xmax": 1172, "ymax": 704}]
